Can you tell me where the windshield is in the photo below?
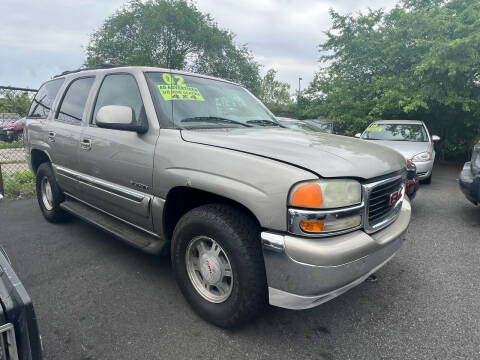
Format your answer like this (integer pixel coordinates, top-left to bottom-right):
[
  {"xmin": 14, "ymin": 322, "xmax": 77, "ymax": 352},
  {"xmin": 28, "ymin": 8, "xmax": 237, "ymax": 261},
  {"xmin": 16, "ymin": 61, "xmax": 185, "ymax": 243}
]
[
  {"xmin": 362, "ymin": 123, "xmax": 428, "ymax": 142},
  {"xmin": 145, "ymin": 72, "xmax": 281, "ymax": 129}
]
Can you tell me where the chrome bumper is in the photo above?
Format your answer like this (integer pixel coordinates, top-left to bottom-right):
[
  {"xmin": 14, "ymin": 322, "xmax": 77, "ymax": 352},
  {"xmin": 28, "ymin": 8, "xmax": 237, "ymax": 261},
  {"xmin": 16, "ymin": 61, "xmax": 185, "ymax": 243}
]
[{"xmin": 262, "ymin": 199, "xmax": 411, "ymax": 310}]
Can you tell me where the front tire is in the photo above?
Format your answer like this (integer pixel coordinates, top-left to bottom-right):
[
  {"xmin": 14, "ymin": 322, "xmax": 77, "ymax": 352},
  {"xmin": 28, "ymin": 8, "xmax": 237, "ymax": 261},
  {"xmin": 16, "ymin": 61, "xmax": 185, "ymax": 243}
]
[
  {"xmin": 171, "ymin": 204, "xmax": 267, "ymax": 328},
  {"xmin": 36, "ymin": 163, "xmax": 68, "ymax": 222}
]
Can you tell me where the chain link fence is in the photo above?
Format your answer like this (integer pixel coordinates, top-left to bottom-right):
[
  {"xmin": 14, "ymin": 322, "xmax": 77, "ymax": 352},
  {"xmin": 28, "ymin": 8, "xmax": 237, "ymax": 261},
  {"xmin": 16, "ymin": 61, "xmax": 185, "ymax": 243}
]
[{"xmin": 0, "ymin": 141, "xmax": 33, "ymax": 197}]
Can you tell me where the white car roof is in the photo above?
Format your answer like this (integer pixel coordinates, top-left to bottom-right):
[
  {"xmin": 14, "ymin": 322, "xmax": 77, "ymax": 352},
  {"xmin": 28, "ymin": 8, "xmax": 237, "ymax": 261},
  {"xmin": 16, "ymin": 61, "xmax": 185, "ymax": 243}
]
[{"xmin": 374, "ymin": 120, "xmax": 424, "ymax": 125}]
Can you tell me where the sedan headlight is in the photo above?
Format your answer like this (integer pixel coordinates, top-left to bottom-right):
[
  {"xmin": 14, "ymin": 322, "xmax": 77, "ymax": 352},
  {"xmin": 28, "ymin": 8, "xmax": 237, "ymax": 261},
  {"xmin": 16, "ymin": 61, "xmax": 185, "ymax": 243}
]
[
  {"xmin": 289, "ymin": 179, "xmax": 362, "ymax": 209},
  {"xmin": 411, "ymin": 151, "xmax": 432, "ymax": 162},
  {"xmin": 288, "ymin": 179, "xmax": 363, "ymax": 235}
]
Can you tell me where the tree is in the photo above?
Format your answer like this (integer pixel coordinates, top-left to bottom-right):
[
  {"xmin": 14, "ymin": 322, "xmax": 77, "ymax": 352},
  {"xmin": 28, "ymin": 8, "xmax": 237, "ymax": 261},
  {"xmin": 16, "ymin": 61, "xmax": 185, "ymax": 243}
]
[
  {"xmin": 306, "ymin": 0, "xmax": 480, "ymax": 159},
  {"xmin": 86, "ymin": 0, "xmax": 261, "ymax": 93},
  {"xmin": 258, "ymin": 69, "xmax": 292, "ymax": 107},
  {"xmin": 0, "ymin": 90, "xmax": 31, "ymax": 117}
]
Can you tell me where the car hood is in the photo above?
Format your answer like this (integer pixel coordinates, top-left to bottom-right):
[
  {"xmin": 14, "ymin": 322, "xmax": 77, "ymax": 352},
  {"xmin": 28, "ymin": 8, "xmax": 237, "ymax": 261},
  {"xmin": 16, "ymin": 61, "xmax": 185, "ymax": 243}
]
[
  {"xmin": 181, "ymin": 128, "xmax": 406, "ymax": 179},
  {"xmin": 363, "ymin": 140, "xmax": 432, "ymax": 159}
]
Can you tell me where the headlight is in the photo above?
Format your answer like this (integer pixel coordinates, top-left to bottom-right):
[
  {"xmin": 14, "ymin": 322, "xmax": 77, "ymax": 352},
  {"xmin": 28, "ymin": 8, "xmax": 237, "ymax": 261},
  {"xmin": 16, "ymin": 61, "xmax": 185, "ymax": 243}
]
[
  {"xmin": 289, "ymin": 179, "xmax": 362, "ymax": 209},
  {"xmin": 288, "ymin": 179, "xmax": 363, "ymax": 235},
  {"xmin": 411, "ymin": 151, "xmax": 432, "ymax": 162}
]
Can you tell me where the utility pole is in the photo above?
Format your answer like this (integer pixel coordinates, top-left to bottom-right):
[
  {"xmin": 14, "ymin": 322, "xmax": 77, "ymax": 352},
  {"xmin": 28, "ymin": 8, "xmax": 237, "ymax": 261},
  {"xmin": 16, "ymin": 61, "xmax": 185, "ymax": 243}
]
[{"xmin": 297, "ymin": 77, "xmax": 302, "ymax": 103}]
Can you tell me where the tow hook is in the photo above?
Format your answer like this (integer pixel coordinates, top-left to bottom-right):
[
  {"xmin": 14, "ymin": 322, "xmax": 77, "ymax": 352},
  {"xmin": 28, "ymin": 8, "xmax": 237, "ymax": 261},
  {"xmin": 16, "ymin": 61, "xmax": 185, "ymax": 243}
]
[{"xmin": 365, "ymin": 274, "xmax": 377, "ymax": 283}]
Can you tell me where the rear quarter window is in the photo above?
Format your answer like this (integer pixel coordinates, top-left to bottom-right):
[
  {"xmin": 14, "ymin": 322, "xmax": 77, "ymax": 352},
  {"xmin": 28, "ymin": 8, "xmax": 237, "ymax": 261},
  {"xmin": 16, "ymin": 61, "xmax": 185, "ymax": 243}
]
[{"xmin": 28, "ymin": 79, "xmax": 64, "ymax": 118}]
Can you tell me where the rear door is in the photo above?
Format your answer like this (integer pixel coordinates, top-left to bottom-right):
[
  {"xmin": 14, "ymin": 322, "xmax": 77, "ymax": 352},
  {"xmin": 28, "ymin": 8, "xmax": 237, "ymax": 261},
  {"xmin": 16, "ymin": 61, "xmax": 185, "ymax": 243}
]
[
  {"xmin": 76, "ymin": 73, "xmax": 156, "ymax": 230},
  {"xmin": 48, "ymin": 77, "xmax": 96, "ymax": 196}
]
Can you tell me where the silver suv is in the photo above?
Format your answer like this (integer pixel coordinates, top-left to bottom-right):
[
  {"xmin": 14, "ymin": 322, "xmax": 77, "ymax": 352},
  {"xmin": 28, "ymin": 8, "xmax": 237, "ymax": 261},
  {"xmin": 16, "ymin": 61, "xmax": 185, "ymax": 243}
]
[{"xmin": 24, "ymin": 66, "xmax": 411, "ymax": 327}]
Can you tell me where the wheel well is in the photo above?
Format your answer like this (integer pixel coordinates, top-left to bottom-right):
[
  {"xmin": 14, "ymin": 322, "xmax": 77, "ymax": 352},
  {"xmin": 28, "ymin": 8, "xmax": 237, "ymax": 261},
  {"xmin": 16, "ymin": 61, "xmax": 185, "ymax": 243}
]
[
  {"xmin": 31, "ymin": 150, "xmax": 50, "ymax": 174},
  {"xmin": 163, "ymin": 187, "xmax": 260, "ymax": 242}
]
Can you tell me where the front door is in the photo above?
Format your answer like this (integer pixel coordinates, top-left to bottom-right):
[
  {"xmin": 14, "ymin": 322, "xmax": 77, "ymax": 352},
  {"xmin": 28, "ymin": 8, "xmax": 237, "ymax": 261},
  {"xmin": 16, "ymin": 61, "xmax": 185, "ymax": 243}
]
[{"xmin": 77, "ymin": 73, "xmax": 156, "ymax": 230}]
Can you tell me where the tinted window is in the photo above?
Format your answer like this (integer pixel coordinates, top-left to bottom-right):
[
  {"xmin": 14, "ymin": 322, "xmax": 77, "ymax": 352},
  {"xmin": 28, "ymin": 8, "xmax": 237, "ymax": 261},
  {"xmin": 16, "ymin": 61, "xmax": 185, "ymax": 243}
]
[
  {"xmin": 92, "ymin": 74, "xmax": 144, "ymax": 124},
  {"xmin": 56, "ymin": 77, "xmax": 95, "ymax": 123},
  {"xmin": 28, "ymin": 79, "xmax": 64, "ymax": 118}
]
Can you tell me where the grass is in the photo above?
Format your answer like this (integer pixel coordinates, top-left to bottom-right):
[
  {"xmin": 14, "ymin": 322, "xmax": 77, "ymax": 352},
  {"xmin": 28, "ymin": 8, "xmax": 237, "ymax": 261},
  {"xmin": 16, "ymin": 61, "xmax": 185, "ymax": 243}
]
[
  {"xmin": 0, "ymin": 140, "xmax": 24, "ymax": 149},
  {"xmin": 2, "ymin": 170, "xmax": 35, "ymax": 198}
]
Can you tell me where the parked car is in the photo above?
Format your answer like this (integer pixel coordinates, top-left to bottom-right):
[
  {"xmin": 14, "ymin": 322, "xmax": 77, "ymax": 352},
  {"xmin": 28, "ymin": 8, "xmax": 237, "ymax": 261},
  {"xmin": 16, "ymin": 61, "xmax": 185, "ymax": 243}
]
[
  {"xmin": 406, "ymin": 159, "xmax": 419, "ymax": 200},
  {"xmin": 304, "ymin": 119, "xmax": 341, "ymax": 134},
  {"xmin": 0, "ymin": 197, "xmax": 43, "ymax": 359},
  {"xmin": 276, "ymin": 117, "xmax": 324, "ymax": 132},
  {"xmin": 459, "ymin": 141, "xmax": 480, "ymax": 205},
  {"xmin": 356, "ymin": 120, "xmax": 440, "ymax": 184},
  {"xmin": 25, "ymin": 66, "xmax": 411, "ymax": 327},
  {"xmin": 0, "ymin": 118, "xmax": 25, "ymax": 142}
]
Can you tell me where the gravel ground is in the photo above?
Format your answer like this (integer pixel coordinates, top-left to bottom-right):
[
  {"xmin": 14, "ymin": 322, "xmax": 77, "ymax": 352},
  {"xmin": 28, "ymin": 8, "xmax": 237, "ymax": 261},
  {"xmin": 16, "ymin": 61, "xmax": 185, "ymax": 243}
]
[{"xmin": 0, "ymin": 161, "xmax": 478, "ymax": 360}]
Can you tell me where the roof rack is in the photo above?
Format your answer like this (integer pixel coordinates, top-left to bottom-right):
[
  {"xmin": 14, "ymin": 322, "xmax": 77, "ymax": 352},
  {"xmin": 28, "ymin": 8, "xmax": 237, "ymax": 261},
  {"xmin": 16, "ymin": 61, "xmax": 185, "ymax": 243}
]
[{"xmin": 53, "ymin": 64, "xmax": 123, "ymax": 78}]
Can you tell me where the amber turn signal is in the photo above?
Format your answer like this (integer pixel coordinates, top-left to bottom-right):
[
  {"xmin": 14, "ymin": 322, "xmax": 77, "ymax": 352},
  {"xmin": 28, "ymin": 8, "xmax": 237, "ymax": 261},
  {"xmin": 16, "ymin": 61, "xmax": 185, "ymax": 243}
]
[
  {"xmin": 290, "ymin": 183, "xmax": 323, "ymax": 208},
  {"xmin": 300, "ymin": 220, "xmax": 325, "ymax": 233}
]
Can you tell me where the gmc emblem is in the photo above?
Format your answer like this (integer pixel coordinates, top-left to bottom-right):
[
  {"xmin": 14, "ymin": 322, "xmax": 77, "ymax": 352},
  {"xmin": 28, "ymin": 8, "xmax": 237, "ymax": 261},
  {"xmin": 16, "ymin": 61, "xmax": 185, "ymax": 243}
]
[{"xmin": 389, "ymin": 189, "xmax": 402, "ymax": 207}]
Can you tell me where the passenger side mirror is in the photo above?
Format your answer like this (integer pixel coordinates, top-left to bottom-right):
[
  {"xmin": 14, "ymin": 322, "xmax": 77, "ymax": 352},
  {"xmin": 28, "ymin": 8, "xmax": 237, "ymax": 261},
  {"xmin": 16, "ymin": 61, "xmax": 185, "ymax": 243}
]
[
  {"xmin": 355, "ymin": 133, "xmax": 361, "ymax": 138},
  {"xmin": 96, "ymin": 105, "xmax": 145, "ymax": 133},
  {"xmin": 432, "ymin": 135, "xmax": 440, "ymax": 141}
]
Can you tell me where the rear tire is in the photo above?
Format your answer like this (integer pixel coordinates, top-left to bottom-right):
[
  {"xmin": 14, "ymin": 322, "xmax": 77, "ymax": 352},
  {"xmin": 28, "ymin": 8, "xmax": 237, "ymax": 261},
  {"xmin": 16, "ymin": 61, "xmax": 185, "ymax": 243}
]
[
  {"xmin": 171, "ymin": 203, "xmax": 267, "ymax": 328},
  {"xmin": 36, "ymin": 163, "xmax": 68, "ymax": 223}
]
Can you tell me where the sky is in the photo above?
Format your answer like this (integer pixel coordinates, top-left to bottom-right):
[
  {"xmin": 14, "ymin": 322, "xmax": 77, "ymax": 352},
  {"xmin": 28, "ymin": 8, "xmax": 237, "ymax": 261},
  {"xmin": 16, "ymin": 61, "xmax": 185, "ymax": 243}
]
[{"xmin": 0, "ymin": 0, "xmax": 398, "ymax": 92}]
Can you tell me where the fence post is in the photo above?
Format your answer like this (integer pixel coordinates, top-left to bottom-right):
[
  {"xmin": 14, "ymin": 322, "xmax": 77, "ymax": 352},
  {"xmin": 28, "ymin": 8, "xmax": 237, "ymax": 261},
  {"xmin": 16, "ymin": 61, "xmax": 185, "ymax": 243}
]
[{"xmin": 0, "ymin": 163, "xmax": 4, "ymax": 196}]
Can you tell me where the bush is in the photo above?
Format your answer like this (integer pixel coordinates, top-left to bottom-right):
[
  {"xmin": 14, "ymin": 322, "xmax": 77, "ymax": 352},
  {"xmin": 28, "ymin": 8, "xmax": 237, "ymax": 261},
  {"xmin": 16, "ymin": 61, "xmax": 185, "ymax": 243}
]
[
  {"xmin": 2, "ymin": 170, "xmax": 35, "ymax": 198},
  {"xmin": 0, "ymin": 140, "xmax": 24, "ymax": 149}
]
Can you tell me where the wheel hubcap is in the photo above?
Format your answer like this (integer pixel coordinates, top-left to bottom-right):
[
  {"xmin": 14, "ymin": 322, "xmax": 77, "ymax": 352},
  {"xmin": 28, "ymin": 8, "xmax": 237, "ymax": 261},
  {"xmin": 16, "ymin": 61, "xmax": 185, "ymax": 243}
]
[
  {"xmin": 41, "ymin": 177, "xmax": 53, "ymax": 211},
  {"xmin": 186, "ymin": 236, "xmax": 233, "ymax": 303}
]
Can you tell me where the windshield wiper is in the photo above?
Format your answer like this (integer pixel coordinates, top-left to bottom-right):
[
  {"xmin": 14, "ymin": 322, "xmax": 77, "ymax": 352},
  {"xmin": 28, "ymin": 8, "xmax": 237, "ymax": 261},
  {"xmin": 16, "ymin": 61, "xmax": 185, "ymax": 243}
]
[
  {"xmin": 180, "ymin": 116, "xmax": 252, "ymax": 127},
  {"xmin": 246, "ymin": 119, "xmax": 284, "ymax": 127}
]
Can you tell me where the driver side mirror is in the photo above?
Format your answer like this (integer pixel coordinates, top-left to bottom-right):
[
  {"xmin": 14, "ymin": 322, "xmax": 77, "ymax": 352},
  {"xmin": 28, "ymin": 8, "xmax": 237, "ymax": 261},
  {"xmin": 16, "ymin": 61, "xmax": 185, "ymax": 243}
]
[
  {"xmin": 355, "ymin": 133, "xmax": 361, "ymax": 138},
  {"xmin": 96, "ymin": 105, "xmax": 148, "ymax": 133},
  {"xmin": 432, "ymin": 135, "xmax": 440, "ymax": 142}
]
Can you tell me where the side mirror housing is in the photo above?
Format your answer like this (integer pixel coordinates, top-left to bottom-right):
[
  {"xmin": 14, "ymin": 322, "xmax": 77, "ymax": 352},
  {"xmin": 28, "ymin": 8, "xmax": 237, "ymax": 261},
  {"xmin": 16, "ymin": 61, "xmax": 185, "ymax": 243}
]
[
  {"xmin": 432, "ymin": 135, "xmax": 440, "ymax": 142},
  {"xmin": 355, "ymin": 133, "xmax": 362, "ymax": 138},
  {"xmin": 96, "ymin": 105, "xmax": 147, "ymax": 133}
]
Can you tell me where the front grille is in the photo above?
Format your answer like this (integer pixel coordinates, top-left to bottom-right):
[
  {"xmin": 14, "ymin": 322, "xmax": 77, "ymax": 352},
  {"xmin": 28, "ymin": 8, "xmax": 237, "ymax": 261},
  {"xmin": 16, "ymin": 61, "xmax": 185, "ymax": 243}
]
[{"xmin": 367, "ymin": 177, "xmax": 403, "ymax": 224}]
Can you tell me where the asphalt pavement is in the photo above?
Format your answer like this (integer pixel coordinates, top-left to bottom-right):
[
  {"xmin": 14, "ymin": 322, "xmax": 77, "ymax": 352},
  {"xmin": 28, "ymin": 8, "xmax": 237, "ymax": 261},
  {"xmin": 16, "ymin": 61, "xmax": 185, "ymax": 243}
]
[{"xmin": 0, "ymin": 162, "xmax": 478, "ymax": 360}]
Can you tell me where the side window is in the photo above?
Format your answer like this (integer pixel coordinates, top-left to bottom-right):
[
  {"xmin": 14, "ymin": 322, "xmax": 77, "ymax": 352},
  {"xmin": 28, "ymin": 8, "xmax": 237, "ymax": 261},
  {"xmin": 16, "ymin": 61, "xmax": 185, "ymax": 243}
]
[
  {"xmin": 28, "ymin": 79, "xmax": 64, "ymax": 118},
  {"xmin": 56, "ymin": 77, "xmax": 95, "ymax": 123},
  {"xmin": 92, "ymin": 74, "xmax": 144, "ymax": 125}
]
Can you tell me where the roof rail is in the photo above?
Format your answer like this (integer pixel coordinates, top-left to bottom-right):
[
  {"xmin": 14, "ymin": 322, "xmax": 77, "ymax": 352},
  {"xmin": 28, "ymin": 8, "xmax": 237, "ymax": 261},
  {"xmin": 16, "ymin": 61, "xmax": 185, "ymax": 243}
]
[{"xmin": 53, "ymin": 64, "xmax": 123, "ymax": 78}]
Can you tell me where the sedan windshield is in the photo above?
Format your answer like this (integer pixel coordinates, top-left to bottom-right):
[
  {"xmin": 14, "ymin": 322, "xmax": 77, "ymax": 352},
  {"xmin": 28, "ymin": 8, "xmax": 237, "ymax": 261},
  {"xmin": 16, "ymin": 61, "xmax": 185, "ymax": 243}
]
[
  {"xmin": 362, "ymin": 123, "xmax": 428, "ymax": 142},
  {"xmin": 146, "ymin": 72, "xmax": 281, "ymax": 129}
]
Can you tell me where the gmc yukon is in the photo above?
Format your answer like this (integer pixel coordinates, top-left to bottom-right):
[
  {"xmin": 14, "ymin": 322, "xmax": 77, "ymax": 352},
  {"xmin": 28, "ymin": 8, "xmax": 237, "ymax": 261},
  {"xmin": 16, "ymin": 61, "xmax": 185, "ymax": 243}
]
[{"xmin": 24, "ymin": 65, "xmax": 411, "ymax": 327}]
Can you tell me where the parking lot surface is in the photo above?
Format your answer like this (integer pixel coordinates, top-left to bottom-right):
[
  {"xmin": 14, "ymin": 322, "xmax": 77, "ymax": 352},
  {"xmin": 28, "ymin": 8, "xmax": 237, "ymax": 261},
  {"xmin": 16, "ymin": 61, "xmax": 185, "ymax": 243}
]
[{"xmin": 0, "ymin": 162, "xmax": 478, "ymax": 360}]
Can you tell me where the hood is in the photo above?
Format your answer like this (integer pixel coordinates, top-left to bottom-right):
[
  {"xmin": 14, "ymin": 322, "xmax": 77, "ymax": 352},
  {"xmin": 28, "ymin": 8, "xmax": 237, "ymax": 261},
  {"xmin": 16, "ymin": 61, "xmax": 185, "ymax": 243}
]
[
  {"xmin": 363, "ymin": 140, "xmax": 432, "ymax": 159},
  {"xmin": 181, "ymin": 128, "xmax": 406, "ymax": 179}
]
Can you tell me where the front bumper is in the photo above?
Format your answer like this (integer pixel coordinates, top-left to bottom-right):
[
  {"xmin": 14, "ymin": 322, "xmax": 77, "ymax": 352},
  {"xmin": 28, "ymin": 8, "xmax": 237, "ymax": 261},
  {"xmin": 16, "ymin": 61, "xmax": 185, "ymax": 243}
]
[
  {"xmin": 261, "ymin": 199, "xmax": 411, "ymax": 310},
  {"xmin": 413, "ymin": 159, "xmax": 434, "ymax": 180}
]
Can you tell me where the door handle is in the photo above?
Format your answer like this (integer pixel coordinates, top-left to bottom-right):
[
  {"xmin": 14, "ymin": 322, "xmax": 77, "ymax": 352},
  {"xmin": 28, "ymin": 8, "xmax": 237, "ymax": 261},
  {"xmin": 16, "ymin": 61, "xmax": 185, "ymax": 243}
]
[
  {"xmin": 80, "ymin": 138, "xmax": 92, "ymax": 151},
  {"xmin": 47, "ymin": 131, "xmax": 56, "ymax": 142}
]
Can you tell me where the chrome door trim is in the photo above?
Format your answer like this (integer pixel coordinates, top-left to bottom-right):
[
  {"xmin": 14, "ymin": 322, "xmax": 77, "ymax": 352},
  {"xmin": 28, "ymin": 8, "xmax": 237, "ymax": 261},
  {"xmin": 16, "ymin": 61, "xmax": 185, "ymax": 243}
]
[{"xmin": 54, "ymin": 164, "xmax": 148, "ymax": 203}]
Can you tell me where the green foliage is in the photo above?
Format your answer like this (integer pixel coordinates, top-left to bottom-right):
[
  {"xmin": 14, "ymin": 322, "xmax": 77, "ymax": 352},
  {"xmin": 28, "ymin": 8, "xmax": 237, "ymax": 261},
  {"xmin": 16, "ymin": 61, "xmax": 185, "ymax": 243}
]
[
  {"xmin": 0, "ymin": 140, "xmax": 24, "ymax": 149},
  {"xmin": 304, "ymin": 0, "xmax": 480, "ymax": 159},
  {"xmin": 258, "ymin": 69, "xmax": 292, "ymax": 108},
  {"xmin": 2, "ymin": 170, "xmax": 35, "ymax": 198},
  {"xmin": 0, "ymin": 90, "xmax": 31, "ymax": 117},
  {"xmin": 86, "ymin": 0, "xmax": 261, "ymax": 93}
]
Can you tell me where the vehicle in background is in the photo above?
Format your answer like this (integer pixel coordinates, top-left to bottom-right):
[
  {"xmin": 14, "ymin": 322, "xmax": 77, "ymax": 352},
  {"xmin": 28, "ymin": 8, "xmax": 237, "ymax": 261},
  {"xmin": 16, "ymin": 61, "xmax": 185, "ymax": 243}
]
[
  {"xmin": 0, "ymin": 118, "xmax": 25, "ymax": 142},
  {"xmin": 304, "ymin": 119, "xmax": 341, "ymax": 134},
  {"xmin": 459, "ymin": 141, "xmax": 479, "ymax": 205},
  {"xmin": 25, "ymin": 66, "xmax": 411, "ymax": 328},
  {"xmin": 0, "ymin": 197, "xmax": 43, "ymax": 359},
  {"xmin": 356, "ymin": 120, "xmax": 440, "ymax": 184},
  {"xmin": 276, "ymin": 117, "xmax": 326, "ymax": 132},
  {"xmin": 405, "ymin": 159, "xmax": 419, "ymax": 200}
]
